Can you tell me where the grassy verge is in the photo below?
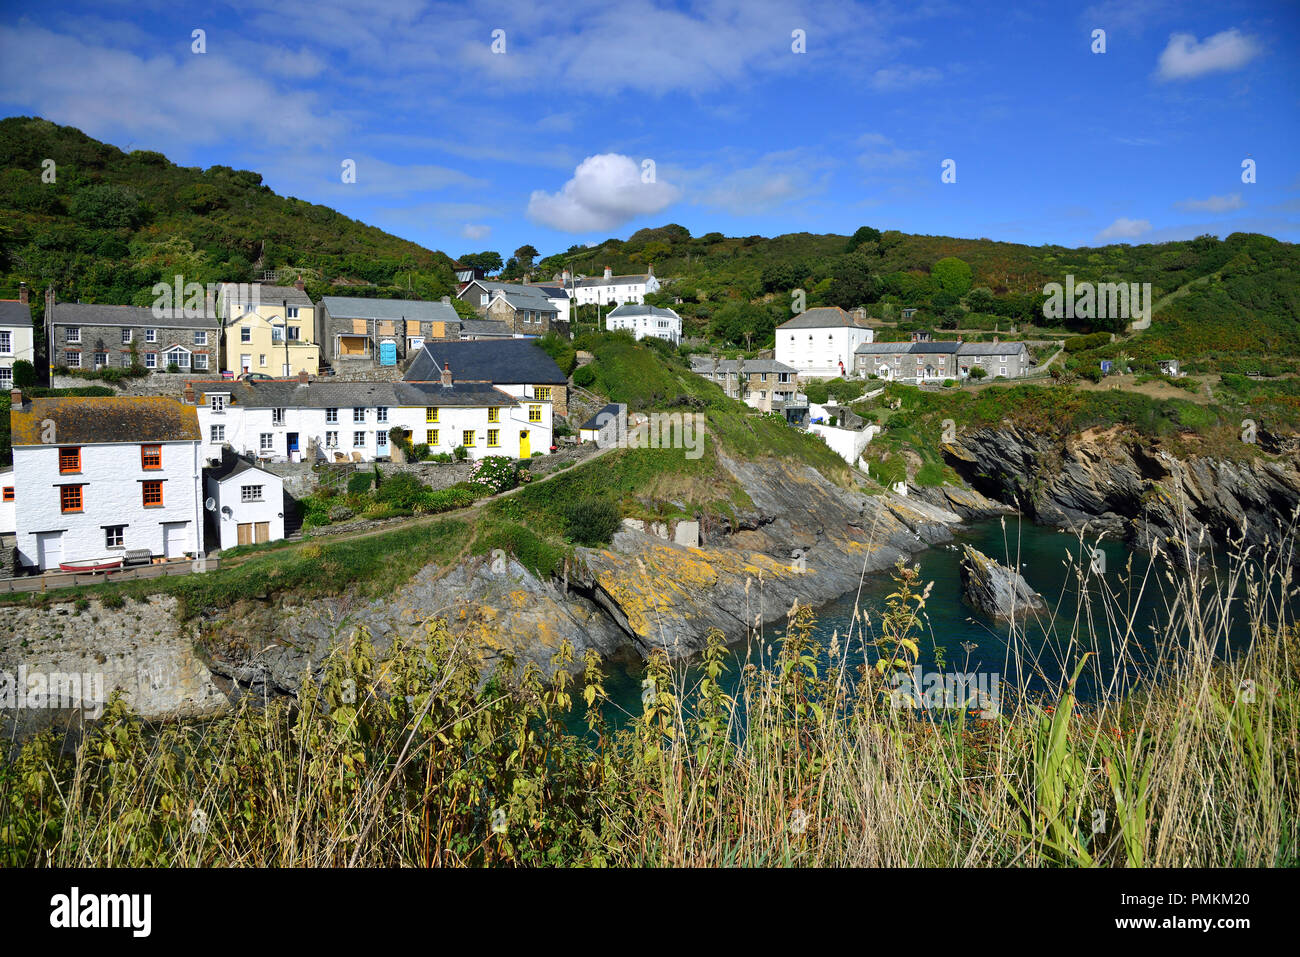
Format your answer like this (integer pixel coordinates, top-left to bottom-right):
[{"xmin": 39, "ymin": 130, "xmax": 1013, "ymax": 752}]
[{"xmin": 3, "ymin": 525, "xmax": 1295, "ymax": 867}]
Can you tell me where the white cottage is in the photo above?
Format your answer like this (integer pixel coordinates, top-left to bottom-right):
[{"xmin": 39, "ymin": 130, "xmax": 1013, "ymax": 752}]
[
  {"xmin": 775, "ymin": 306, "xmax": 874, "ymax": 379},
  {"xmin": 0, "ymin": 284, "xmax": 36, "ymax": 391},
  {"xmin": 605, "ymin": 303, "xmax": 682, "ymax": 344},
  {"xmin": 205, "ymin": 458, "xmax": 285, "ymax": 549},
  {"xmin": 8, "ymin": 391, "xmax": 205, "ymax": 571},
  {"xmin": 187, "ymin": 369, "xmax": 552, "ymax": 465}
]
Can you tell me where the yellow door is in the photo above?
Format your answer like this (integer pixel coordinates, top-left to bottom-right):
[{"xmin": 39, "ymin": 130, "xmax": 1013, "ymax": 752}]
[{"xmin": 519, "ymin": 430, "xmax": 530, "ymax": 459}]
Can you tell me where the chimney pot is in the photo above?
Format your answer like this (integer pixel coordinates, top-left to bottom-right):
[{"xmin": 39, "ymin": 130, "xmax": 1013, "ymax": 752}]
[
  {"xmin": 441, "ymin": 362, "xmax": 453, "ymax": 387},
  {"xmin": 18, "ymin": 282, "xmax": 28, "ymax": 305},
  {"xmin": 298, "ymin": 368, "xmax": 308, "ymax": 383},
  {"xmin": 294, "ymin": 278, "xmax": 305, "ymax": 291}
]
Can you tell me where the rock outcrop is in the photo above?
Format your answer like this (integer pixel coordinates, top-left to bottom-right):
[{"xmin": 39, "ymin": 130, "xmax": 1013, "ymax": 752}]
[
  {"xmin": 943, "ymin": 426, "xmax": 1300, "ymax": 558},
  {"xmin": 959, "ymin": 545, "xmax": 1046, "ymax": 621}
]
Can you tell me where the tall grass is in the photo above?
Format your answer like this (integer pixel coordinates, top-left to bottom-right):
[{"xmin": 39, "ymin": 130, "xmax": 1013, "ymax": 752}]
[{"xmin": 2, "ymin": 521, "xmax": 1296, "ymax": 867}]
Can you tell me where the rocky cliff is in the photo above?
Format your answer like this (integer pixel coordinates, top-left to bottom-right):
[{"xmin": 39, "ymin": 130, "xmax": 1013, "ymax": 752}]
[{"xmin": 942, "ymin": 425, "xmax": 1300, "ymax": 558}]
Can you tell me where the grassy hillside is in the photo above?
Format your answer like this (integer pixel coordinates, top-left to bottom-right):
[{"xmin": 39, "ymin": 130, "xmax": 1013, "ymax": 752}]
[
  {"xmin": 0, "ymin": 116, "xmax": 459, "ymax": 327},
  {"xmin": 538, "ymin": 224, "xmax": 1300, "ymax": 375}
]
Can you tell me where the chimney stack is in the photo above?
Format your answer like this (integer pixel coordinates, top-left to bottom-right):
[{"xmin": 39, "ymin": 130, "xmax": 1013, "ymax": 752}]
[
  {"xmin": 647, "ymin": 263, "xmax": 654, "ymax": 277},
  {"xmin": 441, "ymin": 295, "xmax": 450, "ymax": 304},
  {"xmin": 562, "ymin": 268, "xmax": 571, "ymax": 285},
  {"xmin": 18, "ymin": 282, "xmax": 28, "ymax": 305},
  {"xmin": 603, "ymin": 265, "xmax": 612, "ymax": 281},
  {"xmin": 10, "ymin": 388, "xmax": 23, "ymax": 408},
  {"xmin": 183, "ymin": 382, "xmax": 194, "ymax": 404},
  {"xmin": 992, "ymin": 335, "xmax": 999, "ymax": 344},
  {"xmin": 441, "ymin": 362, "xmax": 453, "ymax": 387},
  {"xmin": 294, "ymin": 278, "xmax": 305, "ymax": 291},
  {"xmin": 298, "ymin": 368, "xmax": 308, "ymax": 384}
]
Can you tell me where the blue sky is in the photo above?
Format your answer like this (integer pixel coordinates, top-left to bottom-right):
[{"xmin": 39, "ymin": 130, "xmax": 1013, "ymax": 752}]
[{"xmin": 1, "ymin": 0, "xmax": 1297, "ymax": 261}]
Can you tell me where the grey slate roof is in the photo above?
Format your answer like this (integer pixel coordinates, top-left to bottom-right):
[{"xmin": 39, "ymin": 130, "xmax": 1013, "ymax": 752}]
[
  {"xmin": 495, "ymin": 291, "xmax": 558, "ymax": 313},
  {"xmin": 0, "ymin": 300, "xmax": 32, "ymax": 327},
  {"xmin": 777, "ymin": 307, "xmax": 869, "ymax": 330},
  {"xmin": 458, "ymin": 319, "xmax": 515, "ymax": 338},
  {"xmin": 579, "ymin": 403, "xmax": 623, "ymax": 431},
  {"xmin": 406, "ymin": 338, "xmax": 568, "ymax": 385},
  {"xmin": 854, "ymin": 342, "xmax": 914, "ymax": 354},
  {"xmin": 573, "ymin": 273, "xmax": 651, "ymax": 288},
  {"xmin": 609, "ymin": 303, "xmax": 679, "ymax": 320},
  {"xmin": 51, "ymin": 302, "xmax": 219, "ymax": 329},
  {"xmin": 188, "ymin": 378, "xmax": 518, "ymax": 409},
  {"xmin": 691, "ymin": 357, "xmax": 796, "ymax": 374},
  {"xmin": 244, "ymin": 283, "xmax": 314, "ymax": 307},
  {"xmin": 320, "ymin": 296, "xmax": 460, "ymax": 323},
  {"xmin": 957, "ymin": 342, "xmax": 1028, "ymax": 355},
  {"xmin": 207, "ymin": 457, "xmax": 278, "ymax": 483}
]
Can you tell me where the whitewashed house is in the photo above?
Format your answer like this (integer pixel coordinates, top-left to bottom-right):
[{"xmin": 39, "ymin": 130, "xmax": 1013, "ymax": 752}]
[
  {"xmin": 0, "ymin": 284, "xmax": 36, "ymax": 390},
  {"xmin": 775, "ymin": 307, "xmax": 874, "ymax": 379},
  {"xmin": 205, "ymin": 458, "xmax": 285, "ymax": 549},
  {"xmin": 606, "ymin": 303, "xmax": 682, "ymax": 344},
  {"xmin": 567, "ymin": 265, "xmax": 660, "ymax": 307},
  {"xmin": 8, "ymin": 391, "xmax": 205, "ymax": 571},
  {"xmin": 0, "ymin": 466, "xmax": 14, "ymax": 535},
  {"xmin": 187, "ymin": 369, "xmax": 552, "ymax": 465}
]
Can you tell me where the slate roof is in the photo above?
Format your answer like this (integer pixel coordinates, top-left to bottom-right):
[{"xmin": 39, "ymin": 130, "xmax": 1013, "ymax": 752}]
[
  {"xmin": 777, "ymin": 307, "xmax": 870, "ymax": 330},
  {"xmin": 405, "ymin": 339, "xmax": 568, "ymax": 385},
  {"xmin": 957, "ymin": 342, "xmax": 1028, "ymax": 355},
  {"xmin": 0, "ymin": 300, "xmax": 32, "ymax": 327},
  {"xmin": 51, "ymin": 302, "xmax": 219, "ymax": 329},
  {"xmin": 854, "ymin": 342, "xmax": 915, "ymax": 354},
  {"xmin": 579, "ymin": 403, "xmax": 624, "ymax": 432},
  {"xmin": 691, "ymin": 357, "xmax": 796, "ymax": 374},
  {"xmin": 187, "ymin": 378, "xmax": 519, "ymax": 409},
  {"xmin": 458, "ymin": 320, "xmax": 515, "ymax": 338},
  {"xmin": 236, "ymin": 283, "xmax": 314, "ymax": 307},
  {"xmin": 608, "ymin": 303, "xmax": 680, "ymax": 320},
  {"xmin": 573, "ymin": 273, "xmax": 651, "ymax": 288},
  {"xmin": 320, "ymin": 296, "xmax": 460, "ymax": 323},
  {"xmin": 494, "ymin": 291, "xmax": 558, "ymax": 313},
  {"xmin": 207, "ymin": 457, "xmax": 279, "ymax": 483},
  {"xmin": 11, "ymin": 396, "xmax": 201, "ymax": 446}
]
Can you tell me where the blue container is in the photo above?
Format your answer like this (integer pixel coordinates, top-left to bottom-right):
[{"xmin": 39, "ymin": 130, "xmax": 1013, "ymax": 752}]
[{"xmin": 379, "ymin": 340, "xmax": 397, "ymax": 366}]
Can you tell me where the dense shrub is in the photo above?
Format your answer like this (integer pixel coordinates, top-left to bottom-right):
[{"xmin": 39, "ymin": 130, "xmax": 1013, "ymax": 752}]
[
  {"xmin": 561, "ymin": 498, "xmax": 621, "ymax": 546},
  {"xmin": 374, "ymin": 472, "xmax": 427, "ymax": 509},
  {"xmin": 572, "ymin": 364, "xmax": 597, "ymax": 388},
  {"xmin": 347, "ymin": 473, "xmax": 374, "ymax": 495}
]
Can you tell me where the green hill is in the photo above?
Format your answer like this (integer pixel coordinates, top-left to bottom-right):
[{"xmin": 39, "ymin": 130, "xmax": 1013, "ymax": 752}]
[
  {"xmin": 540, "ymin": 224, "xmax": 1300, "ymax": 374},
  {"xmin": 0, "ymin": 116, "xmax": 459, "ymax": 324}
]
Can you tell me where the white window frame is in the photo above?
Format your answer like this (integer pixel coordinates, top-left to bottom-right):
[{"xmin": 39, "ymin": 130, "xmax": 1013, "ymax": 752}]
[
  {"xmin": 240, "ymin": 485, "xmax": 264, "ymax": 503},
  {"xmin": 259, "ymin": 433, "xmax": 274, "ymax": 452}
]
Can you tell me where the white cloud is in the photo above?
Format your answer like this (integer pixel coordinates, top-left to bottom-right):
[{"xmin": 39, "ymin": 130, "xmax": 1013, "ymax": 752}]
[
  {"xmin": 1174, "ymin": 193, "xmax": 1245, "ymax": 213},
  {"xmin": 869, "ymin": 65, "xmax": 941, "ymax": 91},
  {"xmin": 1156, "ymin": 29, "xmax": 1261, "ymax": 81},
  {"xmin": 695, "ymin": 152, "xmax": 829, "ymax": 215},
  {"xmin": 0, "ymin": 24, "xmax": 340, "ymax": 149},
  {"xmin": 856, "ymin": 132, "xmax": 921, "ymax": 171},
  {"xmin": 462, "ymin": 224, "xmax": 492, "ymax": 240},
  {"xmin": 527, "ymin": 154, "xmax": 681, "ymax": 232},
  {"xmin": 1096, "ymin": 217, "xmax": 1152, "ymax": 241}
]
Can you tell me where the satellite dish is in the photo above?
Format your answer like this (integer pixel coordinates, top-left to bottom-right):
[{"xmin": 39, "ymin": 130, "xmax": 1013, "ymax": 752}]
[
  {"xmin": 204, "ymin": 497, "xmax": 216, "ymax": 512},
  {"xmin": 221, "ymin": 505, "xmax": 233, "ymax": 518}
]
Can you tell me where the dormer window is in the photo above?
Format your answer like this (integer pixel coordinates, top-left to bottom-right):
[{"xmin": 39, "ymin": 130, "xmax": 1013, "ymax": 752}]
[{"xmin": 210, "ymin": 394, "xmax": 226, "ymax": 413}]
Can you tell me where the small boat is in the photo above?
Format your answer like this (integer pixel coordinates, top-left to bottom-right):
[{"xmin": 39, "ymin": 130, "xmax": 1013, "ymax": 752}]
[{"xmin": 59, "ymin": 557, "xmax": 123, "ymax": 573}]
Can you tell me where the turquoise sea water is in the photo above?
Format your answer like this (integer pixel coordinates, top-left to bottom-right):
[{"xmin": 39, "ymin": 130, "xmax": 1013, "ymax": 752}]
[{"xmin": 590, "ymin": 517, "xmax": 1282, "ymax": 728}]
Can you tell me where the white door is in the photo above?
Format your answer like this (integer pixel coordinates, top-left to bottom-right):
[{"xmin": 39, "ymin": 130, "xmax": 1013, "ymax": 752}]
[
  {"xmin": 241, "ymin": 354, "xmax": 252, "ymax": 373},
  {"xmin": 376, "ymin": 430, "xmax": 389, "ymax": 455},
  {"xmin": 36, "ymin": 531, "xmax": 63, "ymax": 570},
  {"xmin": 163, "ymin": 522, "xmax": 188, "ymax": 559}
]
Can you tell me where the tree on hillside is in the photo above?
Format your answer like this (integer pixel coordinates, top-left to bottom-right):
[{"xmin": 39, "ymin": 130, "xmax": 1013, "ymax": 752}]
[
  {"xmin": 826, "ymin": 250, "xmax": 881, "ymax": 309},
  {"xmin": 931, "ymin": 256, "xmax": 973, "ymax": 297},
  {"xmin": 513, "ymin": 245, "xmax": 539, "ymax": 269},
  {"xmin": 459, "ymin": 251, "xmax": 503, "ymax": 275},
  {"xmin": 847, "ymin": 225, "xmax": 882, "ymax": 252}
]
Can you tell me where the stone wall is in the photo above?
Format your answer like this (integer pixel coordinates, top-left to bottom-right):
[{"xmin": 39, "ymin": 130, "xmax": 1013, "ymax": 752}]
[{"xmin": 52, "ymin": 371, "xmax": 208, "ymax": 398}]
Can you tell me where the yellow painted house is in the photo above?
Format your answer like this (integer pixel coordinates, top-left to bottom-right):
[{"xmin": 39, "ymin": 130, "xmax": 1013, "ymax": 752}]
[{"xmin": 218, "ymin": 281, "xmax": 320, "ymax": 376}]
